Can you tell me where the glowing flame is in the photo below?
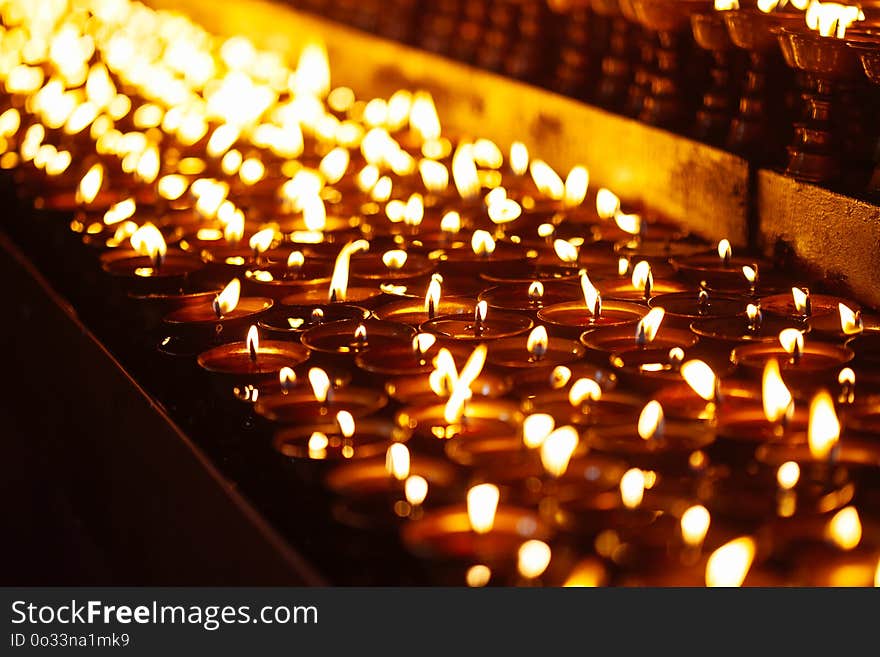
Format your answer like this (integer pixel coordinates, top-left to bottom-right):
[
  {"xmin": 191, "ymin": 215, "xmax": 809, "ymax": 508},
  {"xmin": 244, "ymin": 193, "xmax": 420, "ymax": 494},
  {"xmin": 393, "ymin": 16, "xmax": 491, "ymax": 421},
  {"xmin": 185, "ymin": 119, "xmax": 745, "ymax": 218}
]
[
  {"xmin": 540, "ymin": 426, "xmax": 579, "ymax": 477},
  {"xmin": 103, "ymin": 198, "xmax": 136, "ymax": 225},
  {"xmin": 309, "ymin": 367, "xmax": 331, "ymax": 403},
  {"xmin": 620, "ymin": 468, "xmax": 646, "ymax": 509},
  {"xmin": 530, "ymin": 160, "xmax": 564, "ymax": 201},
  {"xmin": 158, "ymin": 175, "xmax": 188, "ymax": 200},
  {"xmin": 329, "ymin": 240, "xmax": 369, "ymax": 302},
  {"xmin": 385, "ymin": 443, "xmax": 411, "ymax": 481},
  {"xmin": 467, "ymin": 483, "xmax": 500, "ymax": 534},
  {"xmin": 579, "ymin": 270, "xmax": 601, "ymax": 317},
  {"xmin": 636, "ymin": 308, "xmax": 665, "ymax": 345},
  {"xmin": 405, "ymin": 476, "xmax": 428, "ymax": 506},
  {"xmin": 563, "ymin": 166, "xmax": 589, "ymax": 208},
  {"xmin": 681, "ymin": 360, "xmax": 716, "ymax": 401},
  {"xmin": 130, "ymin": 223, "xmax": 166, "ymax": 265},
  {"xmin": 404, "ymin": 193, "xmax": 424, "ymax": 227},
  {"xmin": 294, "ymin": 41, "xmax": 331, "ymax": 97},
  {"xmin": 638, "ymin": 401, "xmax": 665, "ymax": 440},
  {"xmin": 510, "ymin": 142, "xmax": 529, "ymax": 175},
  {"xmin": 76, "ymin": 163, "xmax": 104, "ymax": 205},
  {"xmin": 382, "ymin": 250, "xmax": 408, "ymax": 271},
  {"xmin": 413, "ymin": 333, "xmax": 437, "ymax": 356},
  {"xmin": 762, "ymin": 359, "xmax": 794, "ymax": 423},
  {"xmin": 444, "ymin": 345, "xmax": 487, "ymax": 423},
  {"xmin": 839, "ymin": 303, "xmax": 863, "ymax": 336},
  {"xmin": 410, "ymin": 91, "xmax": 441, "ymax": 142},
  {"xmin": 430, "ymin": 348, "xmax": 459, "ymax": 397},
  {"xmin": 487, "ymin": 198, "xmax": 522, "ymax": 224},
  {"xmin": 249, "ymin": 228, "xmax": 275, "ymax": 254},
  {"xmin": 569, "ymin": 378, "xmax": 602, "ymax": 406},
  {"xmin": 320, "ymin": 147, "xmax": 349, "ymax": 185},
  {"xmin": 596, "ymin": 189, "xmax": 621, "ymax": 219},
  {"xmin": 743, "ymin": 265, "xmax": 757, "ymax": 284},
  {"xmin": 779, "ymin": 328, "xmax": 804, "ymax": 357},
  {"xmin": 246, "ymin": 325, "xmax": 260, "ymax": 362},
  {"xmin": 224, "ymin": 212, "xmax": 245, "ymax": 244},
  {"xmin": 805, "ymin": 1, "xmax": 864, "ymax": 38},
  {"xmin": 441, "ymin": 211, "xmax": 461, "ymax": 234},
  {"xmin": 302, "ymin": 196, "xmax": 327, "ymax": 232},
  {"xmin": 527, "ymin": 326, "xmax": 549, "ymax": 360},
  {"xmin": 523, "ymin": 413, "xmax": 555, "ymax": 449},
  {"xmin": 808, "ymin": 390, "xmax": 840, "ymax": 461},
  {"xmin": 681, "ymin": 505, "xmax": 711, "ymax": 547},
  {"xmin": 471, "ymin": 230, "xmax": 496, "ymax": 256},
  {"xmin": 336, "ymin": 410, "xmax": 355, "ymax": 439},
  {"xmin": 706, "ymin": 537, "xmax": 755, "ymax": 587},
  {"xmin": 425, "ymin": 274, "xmax": 442, "ymax": 318},
  {"xmin": 875, "ymin": 559, "xmax": 880, "ymax": 587},
  {"xmin": 279, "ymin": 367, "xmax": 297, "ymax": 392},
  {"xmin": 551, "ymin": 366, "xmax": 572, "ymax": 389},
  {"xmin": 631, "ymin": 261, "xmax": 652, "ymax": 292},
  {"xmin": 839, "ymin": 367, "xmax": 855, "ymax": 389},
  {"xmin": 792, "ymin": 287, "xmax": 810, "ymax": 316},
  {"xmin": 466, "ymin": 565, "xmax": 491, "ymax": 587},
  {"xmin": 618, "ymin": 258, "xmax": 630, "ymax": 277},
  {"xmin": 614, "ymin": 212, "xmax": 642, "ymax": 236},
  {"xmin": 715, "ymin": 0, "xmax": 740, "ymax": 10},
  {"xmin": 563, "ymin": 559, "xmax": 606, "ymax": 587},
  {"xmin": 826, "ymin": 507, "xmax": 862, "ymax": 550},
  {"xmin": 554, "ymin": 239, "xmax": 579, "ymax": 264},
  {"xmin": 452, "ymin": 143, "xmax": 480, "ymax": 200},
  {"xmin": 287, "ymin": 251, "xmax": 305, "ymax": 270},
  {"xmin": 718, "ymin": 239, "xmax": 732, "ymax": 265},
  {"xmin": 777, "ymin": 462, "xmax": 800, "ymax": 490},
  {"xmin": 518, "ymin": 540, "xmax": 552, "ymax": 579},
  {"xmin": 419, "ymin": 159, "xmax": 449, "ymax": 193},
  {"xmin": 529, "ymin": 281, "xmax": 544, "ymax": 302}
]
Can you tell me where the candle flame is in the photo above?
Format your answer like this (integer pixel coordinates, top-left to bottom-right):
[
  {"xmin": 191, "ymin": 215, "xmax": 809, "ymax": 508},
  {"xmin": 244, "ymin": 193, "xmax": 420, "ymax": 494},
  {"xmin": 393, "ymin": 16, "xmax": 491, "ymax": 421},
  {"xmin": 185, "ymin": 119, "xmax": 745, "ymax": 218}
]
[
  {"xmin": 518, "ymin": 540, "xmax": 552, "ymax": 579},
  {"xmin": 475, "ymin": 300, "xmax": 488, "ymax": 324},
  {"xmin": 510, "ymin": 142, "xmax": 529, "ymax": 175},
  {"xmin": 540, "ymin": 425, "xmax": 579, "ymax": 477},
  {"xmin": 523, "ymin": 413, "xmax": 555, "ymax": 449},
  {"xmin": 792, "ymin": 287, "xmax": 810, "ymax": 316},
  {"xmin": 596, "ymin": 188, "xmax": 620, "ymax": 219},
  {"xmin": 440, "ymin": 211, "xmax": 461, "ymax": 234},
  {"xmin": 302, "ymin": 195, "xmax": 327, "ymax": 232},
  {"xmin": 805, "ymin": 1, "xmax": 864, "ymax": 38},
  {"xmin": 528, "ymin": 281, "xmax": 545, "ymax": 302},
  {"xmin": 718, "ymin": 239, "xmax": 732, "ymax": 264},
  {"xmin": 471, "ymin": 230, "xmax": 496, "ymax": 256},
  {"xmin": 444, "ymin": 345, "xmax": 487, "ymax": 423},
  {"xmin": 563, "ymin": 166, "xmax": 589, "ymax": 208},
  {"xmin": 329, "ymin": 239, "xmax": 369, "ymax": 302},
  {"xmin": 452, "ymin": 143, "xmax": 480, "ymax": 200},
  {"xmin": 248, "ymin": 227, "xmax": 275, "ymax": 254},
  {"xmin": 336, "ymin": 410, "xmax": 355, "ymax": 439},
  {"xmin": 636, "ymin": 308, "xmax": 665, "ymax": 345},
  {"xmin": 875, "ymin": 559, "xmax": 880, "ymax": 587},
  {"xmin": 706, "ymin": 537, "xmax": 755, "ymax": 587},
  {"xmin": 76, "ymin": 163, "xmax": 104, "ymax": 205},
  {"xmin": 614, "ymin": 212, "xmax": 642, "ymax": 236},
  {"xmin": 466, "ymin": 564, "xmax": 492, "ymax": 587},
  {"xmin": 409, "ymin": 91, "xmax": 441, "ymax": 142},
  {"xmin": 405, "ymin": 475, "xmax": 428, "ymax": 506},
  {"xmin": 631, "ymin": 260, "xmax": 652, "ymax": 291},
  {"xmin": 762, "ymin": 359, "xmax": 794, "ymax": 423},
  {"xmin": 550, "ymin": 366, "xmax": 572, "ymax": 389},
  {"xmin": 580, "ymin": 270, "xmax": 601, "ymax": 317},
  {"xmin": 213, "ymin": 279, "xmax": 241, "ymax": 317},
  {"xmin": 826, "ymin": 506, "xmax": 862, "ymax": 550},
  {"xmin": 319, "ymin": 147, "xmax": 349, "ymax": 185},
  {"xmin": 308, "ymin": 432, "xmax": 329, "ymax": 457},
  {"xmin": 487, "ymin": 197, "xmax": 522, "ymax": 224},
  {"xmin": 527, "ymin": 326, "xmax": 549, "ymax": 360},
  {"xmin": 681, "ymin": 360, "xmax": 716, "ymax": 402},
  {"xmin": 838, "ymin": 367, "xmax": 855, "ymax": 387},
  {"xmin": 638, "ymin": 401, "xmax": 665, "ymax": 440},
  {"xmin": 308, "ymin": 367, "xmax": 331, "ymax": 403},
  {"xmin": 681, "ymin": 505, "xmax": 711, "ymax": 547},
  {"xmin": 743, "ymin": 265, "xmax": 757, "ymax": 284},
  {"xmin": 779, "ymin": 328, "xmax": 804, "ymax": 357},
  {"xmin": 529, "ymin": 160, "xmax": 564, "ymax": 201},
  {"xmin": 620, "ymin": 468, "xmax": 646, "ymax": 509},
  {"xmin": 808, "ymin": 390, "xmax": 840, "ymax": 460},
  {"xmin": 715, "ymin": 0, "xmax": 740, "ymax": 10},
  {"xmin": 430, "ymin": 348, "xmax": 459, "ymax": 397},
  {"xmin": 568, "ymin": 378, "xmax": 602, "ymax": 406},
  {"xmin": 413, "ymin": 333, "xmax": 437, "ymax": 355},
  {"xmin": 246, "ymin": 325, "xmax": 259, "ymax": 362},
  {"xmin": 279, "ymin": 366, "xmax": 296, "ymax": 392},
  {"xmin": 618, "ymin": 257, "xmax": 630, "ymax": 277},
  {"xmin": 419, "ymin": 158, "xmax": 449, "ymax": 193},
  {"xmin": 467, "ymin": 483, "xmax": 500, "ymax": 534},
  {"xmin": 224, "ymin": 211, "xmax": 245, "ymax": 244},
  {"xmin": 385, "ymin": 443, "xmax": 410, "ymax": 481},
  {"xmin": 294, "ymin": 40, "xmax": 330, "ymax": 97},
  {"xmin": 563, "ymin": 559, "xmax": 606, "ymax": 587},
  {"xmin": 382, "ymin": 249, "xmax": 408, "ymax": 270},
  {"xmin": 838, "ymin": 303, "xmax": 863, "ymax": 336},
  {"xmin": 130, "ymin": 223, "xmax": 166, "ymax": 265},
  {"xmin": 103, "ymin": 198, "xmax": 136, "ymax": 225},
  {"xmin": 287, "ymin": 251, "xmax": 305, "ymax": 269},
  {"xmin": 404, "ymin": 193, "xmax": 424, "ymax": 227},
  {"xmin": 554, "ymin": 239, "xmax": 579, "ymax": 264},
  {"xmin": 777, "ymin": 461, "xmax": 800, "ymax": 490}
]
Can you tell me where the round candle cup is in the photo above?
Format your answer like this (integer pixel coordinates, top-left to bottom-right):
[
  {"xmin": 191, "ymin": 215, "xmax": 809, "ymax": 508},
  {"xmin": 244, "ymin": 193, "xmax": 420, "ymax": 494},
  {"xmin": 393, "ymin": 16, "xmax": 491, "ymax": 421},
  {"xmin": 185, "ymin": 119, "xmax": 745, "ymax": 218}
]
[
  {"xmin": 690, "ymin": 315, "xmax": 808, "ymax": 344},
  {"xmin": 373, "ymin": 296, "xmax": 476, "ymax": 327},
  {"xmin": 671, "ymin": 252, "xmax": 772, "ymax": 289},
  {"xmin": 808, "ymin": 312, "xmax": 880, "ymax": 342},
  {"xmin": 401, "ymin": 504, "xmax": 552, "ymax": 563},
  {"xmin": 648, "ymin": 292, "xmax": 748, "ymax": 328},
  {"xmin": 730, "ymin": 341, "xmax": 854, "ymax": 379},
  {"xmin": 479, "ymin": 263, "xmax": 581, "ymax": 284},
  {"xmin": 434, "ymin": 244, "xmax": 531, "ymax": 278},
  {"xmin": 241, "ymin": 264, "xmax": 333, "ymax": 299},
  {"xmin": 755, "ymin": 512, "xmax": 880, "ymax": 565},
  {"xmin": 273, "ymin": 417, "xmax": 411, "ymax": 461},
  {"xmin": 355, "ymin": 341, "xmax": 463, "ymax": 376},
  {"xmin": 300, "ymin": 319, "xmax": 415, "ymax": 355},
  {"xmin": 653, "ymin": 378, "xmax": 761, "ymax": 421},
  {"xmin": 396, "ymin": 399, "xmax": 523, "ymax": 440},
  {"xmin": 614, "ymin": 237, "xmax": 707, "ymax": 262},
  {"xmin": 755, "ymin": 433, "xmax": 880, "ymax": 469},
  {"xmin": 485, "ymin": 334, "xmax": 586, "ymax": 369},
  {"xmin": 521, "ymin": 389, "xmax": 645, "ymax": 427},
  {"xmin": 128, "ymin": 284, "xmax": 223, "ymax": 329},
  {"xmin": 161, "ymin": 296, "xmax": 274, "ymax": 354},
  {"xmin": 583, "ymin": 420, "xmax": 716, "ymax": 470},
  {"xmin": 791, "ymin": 545, "xmax": 880, "ymax": 586},
  {"xmin": 384, "ymin": 370, "xmax": 511, "ymax": 405},
  {"xmin": 421, "ymin": 311, "xmax": 534, "ymax": 342},
  {"xmin": 715, "ymin": 406, "xmax": 809, "ymax": 445},
  {"xmin": 280, "ymin": 285, "xmax": 385, "ymax": 309},
  {"xmin": 580, "ymin": 324, "xmax": 699, "ymax": 357},
  {"xmin": 513, "ymin": 362, "xmax": 617, "ymax": 399},
  {"xmin": 537, "ymin": 300, "xmax": 648, "ymax": 338},
  {"xmin": 257, "ymin": 304, "xmax": 371, "ymax": 339},
  {"xmin": 348, "ymin": 252, "xmax": 435, "ymax": 282},
  {"xmin": 478, "ymin": 282, "xmax": 581, "ymax": 313},
  {"xmin": 197, "ymin": 340, "xmax": 310, "ymax": 396},
  {"xmin": 600, "ymin": 277, "xmax": 690, "ymax": 301},
  {"xmin": 253, "ymin": 386, "xmax": 388, "ymax": 424},
  {"xmin": 760, "ymin": 292, "xmax": 858, "ymax": 318},
  {"xmin": 101, "ymin": 249, "xmax": 204, "ymax": 294}
]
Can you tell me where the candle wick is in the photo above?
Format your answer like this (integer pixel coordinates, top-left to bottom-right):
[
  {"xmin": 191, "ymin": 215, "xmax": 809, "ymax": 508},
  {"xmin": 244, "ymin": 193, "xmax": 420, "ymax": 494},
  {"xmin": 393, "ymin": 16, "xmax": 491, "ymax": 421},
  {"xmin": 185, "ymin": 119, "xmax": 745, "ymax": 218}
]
[
  {"xmin": 428, "ymin": 297, "xmax": 435, "ymax": 320},
  {"xmin": 249, "ymin": 340, "xmax": 258, "ymax": 364}
]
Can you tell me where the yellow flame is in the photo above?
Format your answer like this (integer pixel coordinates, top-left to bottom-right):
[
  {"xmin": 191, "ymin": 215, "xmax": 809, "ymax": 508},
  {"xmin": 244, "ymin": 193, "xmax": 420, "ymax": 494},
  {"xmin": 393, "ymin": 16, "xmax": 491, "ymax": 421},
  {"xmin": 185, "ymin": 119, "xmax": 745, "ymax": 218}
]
[
  {"xmin": 158, "ymin": 174, "xmax": 188, "ymax": 201},
  {"xmin": 523, "ymin": 413, "xmax": 555, "ymax": 449},
  {"xmin": 638, "ymin": 401, "xmax": 665, "ymax": 440},
  {"xmin": 718, "ymin": 239, "xmax": 732, "ymax": 263},
  {"xmin": 681, "ymin": 360, "xmax": 716, "ymax": 401},
  {"xmin": 309, "ymin": 367, "xmax": 331, "ymax": 403},
  {"xmin": 762, "ymin": 359, "xmax": 793, "ymax": 423},
  {"xmin": 554, "ymin": 239, "xmax": 579, "ymax": 264},
  {"xmin": 405, "ymin": 475, "xmax": 428, "ymax": 506},
  {"xmin": 430, "ymin": 348, "xmax": 459, "ymax": 397},
  {"xmin": 444, "ymin": 345, "xmax": 488, "ymax": 423},
  {"xmin": 569, "ymin": 378, "xmax": 602, "ymax": 406},
  {"xmin": 792, "ymin": 287, "xmax": 810, "ymax": 315},
  {"xmin": 839, "ymin": 303, "xmax": 862, "ymax": 336},
  {"xmin": 382, "ymin": 250, "xmax": 408, "ymax": 270},
  {"xmin": 615, "ymin": 212, "xmax": 642, "ymax": 236},
  {"xmin": 385, "ymin": 443, "xmax": 411, "ymax": 481},
  {"xmin": 308, "ymin": 432, "xmax": 329, "ymax": 457},
  {"xmin": 743, "ymin": 265, "xmax": 757, "ymax": 284},
  {"xmin": 487, "ymin": 198, "xmax": 522, "ymax": 224},
  {"xmin": 224, "ymin": 211, "xmax": 245, "ymax": 244},
  {"xmin": 540, "ymin": 426, "xmax": 579, "ymax": 478},
  {"xmin": 452, "ymin": 143, "xmax": 480, "ymax": 200},
  {"xmin": 419, "ymin": 159, "xmax": 449, "ymax": 193},
  {"xmin": 103, "ymin": 198, "xmax": 136, "ymax": 226},
  {"xmin": 715, "ymin": 0, "xmax": 740, "ymax": 10},
  {"xmin": 529, "ymin": 281, "xmax": 545, "ymax": 301},
  {"xmin": 777, "ymin": 462, "xmax": 800, "ymax": 490},
  {"xmin": 596, "ymin": 188, "xmax": 621, "ymax": 219},
  {"xmin": 631, "ymin": 260, "xmax": 652, "ymax": 291},
  {"xmin": 246, "ymin": 324, "xmax": 260, "ymax": 358},
  {"xmin": 249, "ymin": 228, "xmax": 275, "ymax": 254},
  {"xmin": 329, "ymin": 240, "xmax": 369, "ymax": 302},
  {"xmin": 620, "ymin": 468, "xmax": 646, "ymax": 509},
  {"xmin": 466, "ymin": 564, "xmax": 492, "ymax": 587},
  {"xmin": 467, "ymin": 483, "xmax": 500, "ymax": 534},
  {"xmin": 440, "ymin": 211, "xmax": 461, "ymax": 234},
  {"xmin": 76, "ymin": 163, "xmax": 104, "ymax": 205},
  {"xmin": 875, "ymin": 559, "xmax": 880, "ymax": 587},
  {"xmin": 413, "ymin": 333, "xmax": 437, "ymax": 355},
  {"xmin": 518, "ymin": 540, "xmax": 552, "ymax": 579},
  {"xmin": 279, "ymin": 366, "xmax": 297, "ymax": 391},
  {"xmin": 838, "ymin": 367, "xmax": 855, "ymax": 387},
  {"xmin": 563, "ymin": 166, "xmax": 589, "ymax": 208},
  {"xmin": 471, "ymin": 230, "xmax": 496, "ymax": 256},
  {"xmin": 529, "ymin": 160, "xmax": 564, "ymax": 201},
  {"xmin": 826, "ymin": 507, "xmax": 862, "ymax": 550},
  {"xmin": 681, "ymin": 505, "xmax": 711, "ymax": 547},
  {"xmin": 287, "ymin": 251, "xmax": 305, "ymax": 269},
  {"xmin": 425, "ymin": 274, "xmax": 442, "ymax": 315},
  {"xmin": 779, "ymin": 328, "xmax": 804, "ymax": 356},
  {"xmin": 579, "ymin": 270, "xmax": 601, "ymax": 317},
  {"xmin": 473, "ymin": 139, "xmax": 503, "ymax": 169},
  {"xmin": 294, "ymin": 41, "xmax": 331, "ymax": 97},
  {"xmin": 808, "ymin": 390, "xmax": 840, "ymax": 460},
  {"xmin": 805, "ymin": 1, "xmax": 864, "ymax": 38},
  {"xmin": 404, "ymin": 193, "xmax": 424, "ymax": 227},
  {"xmin": 510, "ymin": 142, "xmax": 529, "ymax": 175},
  {"xmin": 563, "ymin": 559, "xmax": 606, "ymax": 587},
  {"xmin": 130, "ymin": 223, "xmax": 166, "ymax": 263},
  {"xmin": 409, "ymin": 91, "xmax": 441, "ymax": 142},
  {"xmin": 636, "ymin": 308, "xmax": 665, "ymax": 344},
  {"xmin": 527, "ymin": 326, "xmax": 549, "ymax": 359},
  {"xmin": 332, "ymin": 410, "xmax": 354, "ymax": 439},
  {"xmin": 706, "ymin": 537, "xmax": 755, "ymax": 587}
]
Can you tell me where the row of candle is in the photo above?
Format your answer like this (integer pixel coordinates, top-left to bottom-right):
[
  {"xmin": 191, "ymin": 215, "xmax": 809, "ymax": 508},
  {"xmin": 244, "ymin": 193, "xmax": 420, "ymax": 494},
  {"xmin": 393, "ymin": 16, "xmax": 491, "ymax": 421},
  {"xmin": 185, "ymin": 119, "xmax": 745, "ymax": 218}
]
[{"xmin": 1, "ymin": 0, "xmax": 878, "ymax": 586}]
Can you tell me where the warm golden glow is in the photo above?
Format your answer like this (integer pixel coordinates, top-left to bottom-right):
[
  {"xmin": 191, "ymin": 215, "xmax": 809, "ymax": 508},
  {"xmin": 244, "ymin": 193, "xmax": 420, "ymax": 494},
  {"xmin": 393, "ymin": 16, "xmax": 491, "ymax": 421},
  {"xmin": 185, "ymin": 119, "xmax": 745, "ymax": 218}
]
[
  {"xmin": 777, "ymin": 462, "xmax": 800, "ymax": 490},
  {"xmin": 596, "ymin": 188, "xmax": 621, "ymax": 219},
  {"xmin": 568, "ymin": 378, "xmax": 602, "ymax": 406},
  {"xmin": 452, "ymin": 143, "xmax": 480, "ymax": 200},
  {"xmin": 563, "ymin": 166, "xmax": 589, "ymax": 208},
  {"xmin": 579, "ymin": 270, "xmax": 601, "ymax": 317},
  {"xmin": 518, "ymin": 540, "xmax": 552, "ymax": 579},
  {"xmin": 529, "ymin": 160, "xmax": 564, "ymax": 201},
  {"xmin": 308, "ymin": 432, "xmax": 329, "ymax": 456},
  {"xmin": 563, "ymin": 559, "xmax": 606, "ymax": 587},
  {"xmin": 279, "ymin": 366, "xmax": 297, "ymax": 392},
  {"xmin": 430, "ymin": 348, "xmax": 459, "ymax": 397},
  {"xmin": 213, "ymin": 279, "xmax": 242, "ymax": 317},
  {"xmin": 336, "ymin": 410, "xmax": 355, "ymax": 439},
  {"xmin": 444, "ymin": 345, "xmax": 488, "ymax": 423},
  {"xmin": 717, "ymin": 239, "xmax": 732, "ymax": 264},
  {"xmin": 554, "ymin": 239, "xmax": 579, "ymax": 264},
  {"xmin": 76, "ymin": 163, "xmax": 104, "ymax": 205},
  {"xmin": 614, "ymin": 212, "xmax": 642, "ymax": 236},
  {"xmin": 681, "ymin": 360, "xmax": 716, "ymax": 402},
  {"xmin": 419, "ymin": 159, "xmax": 449, "ymax": 193},
  {"xmin": 329, "ymin": 239, "xmax": 370, "ymax": 302},
  {"xmin": 838, "ymin": 303, "xmax": 863, "ymax": 336},
  {"xmin": 826, "ymin": 507, "xmax": 862, "ymax": 550},
  {"xmin": 246, "ymin": 324, "xmax": 260, "ymax": 361},
  {"xmin": 130, "ymin": 223, "xmax": 166, "ymax": 265},
  {"xmin": 471, "ymin": 230, "xmax": 496, "ymax": 256},
  {"xmin": 158, "ymin": 175, "xmax": 188, "ymax": 201},
  {"xmin": 308, "ymin": 367, "xmax": 331, "ymax": 403},
  {"xmin": 466, "ymin": 564, "xmax": 491, "ymax": 588},
  {"xmin": 620, "ymin": 468, "xmax": 646, "ymax": 509},
  {"xmin": 715, "ymin": 0, "xmax": 740, "ymax": 10},
  {"xmin": 838, "ymin": 367, "xmax": 855, "ymax": 388},
  {"xmin": 523, "ymin": 413, "xmax": 555, "ymax": 449},
  {"xmin": 805, "ymin": 1, "xmax": 864, "ymax": 38},
  {"xmin": 409, "ymin": 91, "xmax": 441, "ymax": 142},
  {"xmin": 743, "ymin": 265, "xmax": 757, "ymax": 284},
  {"xmin": 792, "ymin": 287, "xmax": 810, "ymax": 315},
  {"xmin": 467, "ymin": 483, "xmax": 500, "ymax": 534},
  {"xmin": 778, "ymin": 328, "xmax": 804, "ymax": 356},
  {"xmin": 875, "ymin": 559, "xmax": 880, "ymax": 587},
  {"xmin": 405, "ymin": 475, "xmax": 428, "ymax": 506},
  {"xmin": 440, "ymin": 211, "xmax": 461, "ymax": 234},
  {"xmin": 425, "ymin": 274, "xmax": 442, "ymax": 317},
  {"xmin": 224, "ymin": 211, "xmax": 246, "ymax": 244},
  {"xmin": 404, "ymin": 193, "xmax": 424, "ymax": 227},
  {"xmin": 103, "ymin": 198, "xmax": 136, "ymax": 226},
  {"xmin": 681, "ymin": 505, "xmax": 711, "ymax": 547},
  {"xmin": 294, "ymin": 40, "xmax": 331, "ymax": 97},
  {"xmin": 382, "ymin": 249, "xmax": 408, "ymax": 271},
  {"xmin": 487, "ymin": 198, "xmax": 522, "ymax": 224},
  {"xmin": 528, "ymin": 281, "xmax": 544, "ymax": 302},
  {"xmin": 808, "ymin": 390, "xmax": 840, "ymax": 461},
  {"xmin": 413, "ymin": 333, "xmax": 437, "ymax": 355},
  {"xmin": 510, "ymin": 142, "xmax": 529, "ymax": 175},
  {"xmin": 385, "ymin": 443, "xmax": 410, "ymax": 481},
  {"xmin": 248, "ymin": 228, "xmax": 275, "ymax": 254},
  {"xmin": 631, "ymin": 260, "xmax": 652, "ymax": 292},
  {"xmin": 758, "ymin": 363, "xmax": 792, "ymax": 429},
  {"xmin": 636, "ymin": 308, "xmax": 665, "ymax": 345},
  {"xmin": 706, "ymin": 537, "xmax": 755, "ymax": 587},
  {"xmin": 638, "ymin": 401, "xmax": 665, "ymax": 440},
  {"xmin": 540, "ymin": 425, "xmax": 579, "ymax": 477},
  {"xmin": 527, "ymin": 326, "xmax": 549, "ymax": 360}
]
